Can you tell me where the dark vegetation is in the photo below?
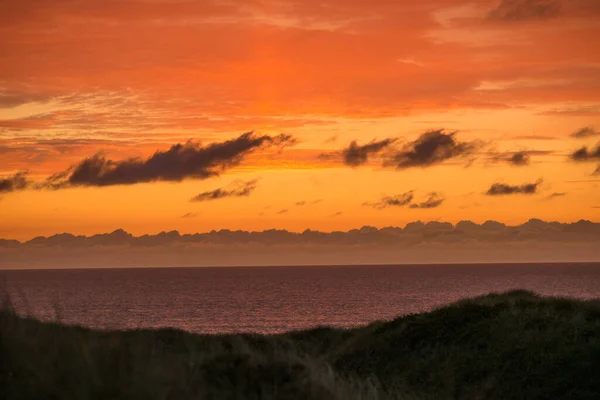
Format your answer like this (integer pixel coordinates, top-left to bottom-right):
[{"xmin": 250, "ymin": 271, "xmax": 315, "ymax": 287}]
[{"xmin": 2, "ymin": 290, "xmax": 600, "ymax": 399}]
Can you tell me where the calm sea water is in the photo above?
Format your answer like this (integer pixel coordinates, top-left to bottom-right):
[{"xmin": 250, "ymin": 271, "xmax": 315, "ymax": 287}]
[{"xmin": 2, "ymin": 263, "xmax": 600, "ymax": 334}]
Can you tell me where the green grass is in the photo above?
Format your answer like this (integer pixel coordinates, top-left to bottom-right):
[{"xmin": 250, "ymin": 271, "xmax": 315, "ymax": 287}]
[{"xmin": 2, "ymin": 290, "xmax": 600, "ymax": 399}]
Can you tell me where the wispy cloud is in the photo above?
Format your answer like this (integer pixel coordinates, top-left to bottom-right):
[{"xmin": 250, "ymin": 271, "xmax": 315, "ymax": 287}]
[
  {"xmin": 541, "ymin": 105, "xmax": 600, "ymax": 116},
  {"xmin": 571, "ymin": 127, "xmax": 600, "ymax": 139},
  {"xmin": 295, "ymin": 199, "xmax": 322, "ymax": 206},
  {"xmin": 409, "ymin": 192, "xmax": 445, "ymax": 209},
  {"xmin": 487, "ymin": 0, "xmax": 561, "ymax": 22},
  {"xmin": 364, "ymin": 191, "xmax": 444, "ymax": 209},
  {"xmin": 485, "ymin": 180, "xmax": 541, "ymax": 196},
  {"xmin": 180, "ymin": 212, "xmax": 198, "ymax": 218},
  {"xmin": 546, "ymin": 192, "xmax": 567, "ymax": 199},
  {"xmin": 191, "ymin": 179, "xmax": 257, "ymax": 202},
  {"xmin": 363, "ymin": 191, "xmax": 414, "ymax": 209},
  {"xmin": 511, "ymin": 135, "xmax": 558, "ymax": 140},
  {"xmin": 0, "ymin": 89, "xmax": 51, "ymax": 108},
  {"xmin": 487, "ymin": 150, "xmax": 553, "ymax": 166}
]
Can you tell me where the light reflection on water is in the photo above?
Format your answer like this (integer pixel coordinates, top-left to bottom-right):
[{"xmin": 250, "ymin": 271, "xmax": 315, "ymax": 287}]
[{"xmin": 2, "ymin": 263, "xmax": 600, "ymax": 334}]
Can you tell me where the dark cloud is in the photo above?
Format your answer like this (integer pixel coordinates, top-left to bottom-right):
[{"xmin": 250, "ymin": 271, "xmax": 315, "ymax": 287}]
[
  {"xmin": 363, "ymin": 191, "xmax": 414, "ymax": 209},
  {"xmin": 571, "ymin": 127, "xmax": 600, "ymax": 139},
  {"xmin": 341, "ymin": 138, "xmax": 396, "ymax": 167},
  {"xmin": 191, "ymin": 179, "xmax": 257, "ymax": 202},
  {"xmin": 7, "ymin": 219, "xmax": 599, "ymax": 253},
  {"xmin": 408, "ymin": 192, "xmax": 445, "ymax": 209},
  {"xmin": 277, "ymin": 209, "xmax": 289, "ymax": 214},
  {"xmin": 331, "ymin": 211, "xmax": 343, "ymax": 217},
  {"xmin": 547, "ymin": 192, "xmax": 567, "ymax": 199},
  {"xmin": 0, "ymin": 171, "xmax": 30, "ymax": 193},
  {"xmin": 385, "ymin": 130, "xmax": 478, "ymax": 169},
  {"xmin": 508, "ymin": 151, "xmax": 530, "ymax": 166},
  {"xmin": 569, "ymin": 143, "xmax": 600, "ymax": 162},
  {"xmin": 487, "ymin": 0, "xmax": 561, "ymax": 22},
  {"xmin": 44, "ymin": 132, "xmax": 294, "ymax": 189},
  {"xmin": 295, "ymin": 201, "xmax": 306, "ymax": 206},
  {"xmin": 486, "ymin": 181, "xmax": 541, "ymax": 196}
]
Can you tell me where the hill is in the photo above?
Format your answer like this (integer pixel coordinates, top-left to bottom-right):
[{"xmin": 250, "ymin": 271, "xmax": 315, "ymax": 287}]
[{"xmin": 2, "ymin": 290, "xmax": 600, "ymax": 399}]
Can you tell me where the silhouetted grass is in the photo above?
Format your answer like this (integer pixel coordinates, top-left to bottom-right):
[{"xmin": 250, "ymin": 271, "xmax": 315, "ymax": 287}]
[{"xmin": 2, "ymin": 290, "xmax": 600, "ymax": 399}]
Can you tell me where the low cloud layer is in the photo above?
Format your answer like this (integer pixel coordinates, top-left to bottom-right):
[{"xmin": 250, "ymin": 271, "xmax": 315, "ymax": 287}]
[
  {"xmin": 386, "ymin": 130, "xmax": 478, "ymax": 169},
  {"xmin": 487, "ymin": 0, "xmax": 561, "ymax": 22},
  {"xmin": 571, "ymin": 127, "xmax": 600, "ymax": 138},
  {"xmin": 342, "ymin": 138, "xmax": 396, "ymax": 167},
  {"xmin": 43, "ymin": 132, "xmax": 294, "ymax": 189},
  {"xmin": 0, "ymin": 171, "xmax": 30, "ymax": 193},
  {"xmin": 2, "ymin": 219, "xmax": 599, "ymax": 268},
  {"xmin": 2, "ymin": 218, "xmax": 598, "ymax": 249},
  {"xmin": 486, "ymin": 181, "xmax": 541, "ymax": 196},
  {"xmin": 191, "ymin": 180, "xmax": 257, "ymax": 202}
]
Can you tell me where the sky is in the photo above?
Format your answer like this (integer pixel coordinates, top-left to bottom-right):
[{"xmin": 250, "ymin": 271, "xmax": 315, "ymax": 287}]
[{"xmin": 1, "ymin": 0, "xmax": 600, "ymax": 242}]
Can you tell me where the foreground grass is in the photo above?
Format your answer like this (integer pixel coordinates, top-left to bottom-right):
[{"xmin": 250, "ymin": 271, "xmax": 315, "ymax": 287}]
[{"xmin": 2, "ymin": 290, "xmax": 600, "ymax": 399}]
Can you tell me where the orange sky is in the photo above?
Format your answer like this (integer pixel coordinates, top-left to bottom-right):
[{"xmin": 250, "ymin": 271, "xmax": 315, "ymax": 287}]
[{"xmin": 1, "ymin": 0, "xmax": 600, "ymax": 241}]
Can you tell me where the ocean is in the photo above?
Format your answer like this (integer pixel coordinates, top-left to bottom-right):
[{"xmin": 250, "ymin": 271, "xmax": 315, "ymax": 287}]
[{"xmin": 2, "ymin": 263, "xmax": 600, "ymax": 334}]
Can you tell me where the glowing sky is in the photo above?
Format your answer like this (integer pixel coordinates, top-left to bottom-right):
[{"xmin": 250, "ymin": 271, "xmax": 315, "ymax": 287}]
[{"xmin": 1, "ymin": 0, "xmax": 599, "ymax": 240}]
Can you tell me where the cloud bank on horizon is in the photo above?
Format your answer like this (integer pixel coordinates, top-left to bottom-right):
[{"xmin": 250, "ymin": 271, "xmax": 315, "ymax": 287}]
[{"xmin": 1, "ymin": 219, "xmax": 599, "ymax": 268}]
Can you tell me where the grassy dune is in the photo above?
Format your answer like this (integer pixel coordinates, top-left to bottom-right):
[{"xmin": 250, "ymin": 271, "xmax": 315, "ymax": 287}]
[{"xmin": 2, "ymin": 290, "xmax": 600, "ymax": 399}]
